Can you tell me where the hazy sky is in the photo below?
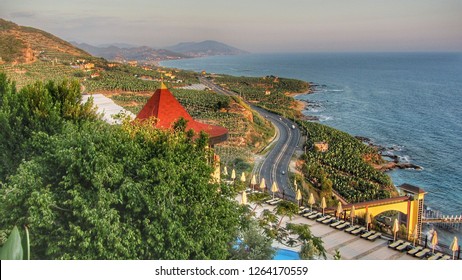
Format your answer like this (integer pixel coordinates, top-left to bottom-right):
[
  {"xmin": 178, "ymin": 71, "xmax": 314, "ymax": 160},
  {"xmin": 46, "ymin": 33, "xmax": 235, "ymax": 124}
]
[{"xmin": 1, "ymin": 0, "xmax": 461, "ymax": 52}]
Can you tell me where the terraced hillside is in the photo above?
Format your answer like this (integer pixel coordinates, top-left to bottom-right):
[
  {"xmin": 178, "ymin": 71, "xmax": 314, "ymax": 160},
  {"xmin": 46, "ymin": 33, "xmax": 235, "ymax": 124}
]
[{"xmin": 0, "ymin": 18, "xmax": 90, "ymax": 64}]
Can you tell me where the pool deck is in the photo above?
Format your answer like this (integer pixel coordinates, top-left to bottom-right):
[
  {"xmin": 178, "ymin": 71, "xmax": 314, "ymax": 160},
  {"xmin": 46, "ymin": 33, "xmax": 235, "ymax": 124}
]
[{"xmin": 242, "ymin": 196, "xmax": 416, "ymax": 260}]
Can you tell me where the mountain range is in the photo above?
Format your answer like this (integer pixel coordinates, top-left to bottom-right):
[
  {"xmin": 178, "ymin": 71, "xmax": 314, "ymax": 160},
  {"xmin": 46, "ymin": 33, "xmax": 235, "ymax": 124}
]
[
  {"xmin": 70, "ymin": 42, "xmax": 188, "ymax": 63},
  {"xmin": 166, "ymin": 40, "xmax": 248, "ymax": 57},
  {"xmin": 72, "ymin": 40, "xmax": 248, "ymax": 63},
  {"xmin": 0, "ymin": 18, "xmax": 247, "ymax": 66}
]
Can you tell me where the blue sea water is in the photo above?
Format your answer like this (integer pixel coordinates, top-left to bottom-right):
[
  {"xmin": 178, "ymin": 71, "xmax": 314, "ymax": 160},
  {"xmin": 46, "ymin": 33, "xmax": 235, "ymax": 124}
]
[{"xmin": 161, "ymin": 53, "xmax": 462, "ymax": 244}]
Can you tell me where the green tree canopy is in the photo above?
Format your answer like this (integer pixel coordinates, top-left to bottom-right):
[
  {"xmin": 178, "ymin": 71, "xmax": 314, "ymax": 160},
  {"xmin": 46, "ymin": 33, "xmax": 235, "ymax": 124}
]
[{"xmin": 0, "ymin": 73, "xmax": 241, "ymax": 259}]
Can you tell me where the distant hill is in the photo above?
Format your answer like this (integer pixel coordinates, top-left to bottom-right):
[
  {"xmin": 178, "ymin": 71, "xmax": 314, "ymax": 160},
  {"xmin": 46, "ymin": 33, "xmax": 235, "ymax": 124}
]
[
  {"xmin": 0, "ymin": 18, "xmax": 91, "ymax": 64},
  {"xmin": 71, "ymin": 42, "xmax": 189, "ymax": 63},
  {"xmin": 166, "ymin": 40, "xmax": 248, "ymax": 57}
]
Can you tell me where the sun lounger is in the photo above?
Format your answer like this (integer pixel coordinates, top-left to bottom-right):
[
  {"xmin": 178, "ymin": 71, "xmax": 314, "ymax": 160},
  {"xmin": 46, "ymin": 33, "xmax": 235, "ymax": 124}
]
[
  {"xmin": 367, "ymin": 232, "xmax": 382, "ymax": 241},
  {"xmin": 265, "ymin": 198, "xmax": 278, "ymax": 204},
  {"xmin": 406, "ymin": 246, "xmax": 423, "ymax": 255},
  {"xmin": 316, "ymin": 215, "xmax": 331, "ymax": 222},
  {"xmin": 268, "ymin": 199, "xmax": 282, "ymax": 205},
  {"xmin": 345, "ymin": 225, "xmax": 360, "ymax": 233},
  {"xmin": 414, "ymin": 248, "xmax": 431, "ymax": 259},
  {"xmin": 308, "ymin": 212, "xmax": 321, "ymax": 219},
  {"xmin": 302, "ymin": 211, "xmax": 314, "ymax": 217},
  {"xmin": 336, "ymin": 222, "xmax": 350, "ymax": 230},
  {"xmin": 350, "ymin": 226, "xmax": 365, "ymax": 235},
  {"xmin": 427, "ymin": 252, "xmax": 443, "ymax": 260},
  {"xmin": 330, "ymin": 220, "xmax": 344, "ymax": 227},
  {"xmin": 440, "ymin": 255, "xmax": 451, "ymax": 260},
  {"xmin": 388, "ymin": 240, "xmax": 404, "ymax": 249},
  {"xmin": 322, "ymin": 217, "xmax": 335, "ymax": 224},
  {"xmin": 360, "ymin": 230, "xmax": 376, "ymax": 239},
  {"xmin": 396, "ymin": 242, "xmax": 411, "ymax": 252}
]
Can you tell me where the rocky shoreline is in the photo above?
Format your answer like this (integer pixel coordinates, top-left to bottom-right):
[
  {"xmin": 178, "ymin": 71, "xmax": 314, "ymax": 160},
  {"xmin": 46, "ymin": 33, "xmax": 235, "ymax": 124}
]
[
  {"xmin": 355, "ymin": 136, "xmax": 423, "ymax": 171},
  {"xmin": 287, "ymin": 84, "xmax": 422, "ymax": 172}
]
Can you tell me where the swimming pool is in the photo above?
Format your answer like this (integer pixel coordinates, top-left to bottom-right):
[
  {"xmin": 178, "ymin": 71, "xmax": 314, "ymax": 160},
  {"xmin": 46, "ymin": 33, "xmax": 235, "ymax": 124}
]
[{"xmin": 273, "ymin": 248, "xmax": 300, "ymax": 260}]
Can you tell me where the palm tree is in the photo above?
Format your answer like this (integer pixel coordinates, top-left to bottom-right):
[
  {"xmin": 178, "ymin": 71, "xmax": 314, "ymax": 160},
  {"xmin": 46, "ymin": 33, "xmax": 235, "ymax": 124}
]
[{"xmin": 275, "ymin": 200, "xmax": 299, "ymax": 230}]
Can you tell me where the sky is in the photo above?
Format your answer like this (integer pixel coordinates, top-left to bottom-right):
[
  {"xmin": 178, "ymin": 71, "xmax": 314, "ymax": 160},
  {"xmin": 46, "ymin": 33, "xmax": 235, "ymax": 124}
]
[{"xmin": 1, "ymin": 0, "xmax": 462, "ymax": 52}]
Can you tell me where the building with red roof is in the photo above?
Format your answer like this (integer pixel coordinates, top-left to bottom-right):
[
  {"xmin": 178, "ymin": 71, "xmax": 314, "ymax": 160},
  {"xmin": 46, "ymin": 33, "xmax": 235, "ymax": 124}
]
[{"xmin": 135, "ymin": 82, "xmax": 228, "ymax": 145}]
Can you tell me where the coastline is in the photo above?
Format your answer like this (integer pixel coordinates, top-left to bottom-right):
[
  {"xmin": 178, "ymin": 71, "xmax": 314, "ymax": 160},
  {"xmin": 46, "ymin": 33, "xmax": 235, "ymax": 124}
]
[
  {"xmin": 161, "ymin": 54, "xmax": 462, "ymax": 250},
  {"xmin": 291, "ymin": 88, "xmax": 421, "ymax": 173}
]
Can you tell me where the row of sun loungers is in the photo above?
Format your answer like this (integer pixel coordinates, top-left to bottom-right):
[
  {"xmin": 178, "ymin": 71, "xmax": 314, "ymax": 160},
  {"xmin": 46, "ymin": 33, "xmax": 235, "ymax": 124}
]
[
  {"xmin": 388, "ymin": 240, "xmax": 453, "ymax": 260},
  {"xmin": 298, "ymin": 210, "xmax": 383, "ymax": 242},
  {"xmin": 358, "ymin": 230, "xmax": 382, "ymax": 241},
  {"xmin": 265, "ymin": 198, "xmax": 282, "ymax": 205},
  {"xmin": 297, "ymin": 209, "xmax": 455, "ymax": 259},
  {"xmin": 271, "ymin": 203, "xmax": 455, "ymax": 260}
]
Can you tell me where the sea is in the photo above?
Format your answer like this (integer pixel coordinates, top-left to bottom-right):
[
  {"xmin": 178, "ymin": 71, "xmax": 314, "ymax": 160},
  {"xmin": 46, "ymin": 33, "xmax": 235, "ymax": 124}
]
[{"xmin": 161, "ymin": 52, "xmax": 462, "ymax": 245}]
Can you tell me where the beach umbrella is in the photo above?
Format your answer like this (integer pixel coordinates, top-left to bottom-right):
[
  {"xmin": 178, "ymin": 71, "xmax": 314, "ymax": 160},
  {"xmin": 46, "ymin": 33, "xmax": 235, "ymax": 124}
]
[
  {"xmin": 271, "ymin": 181, "xmax": 279, "ymax": 200},
  {"xmin": 294, "ymin": 178, "xmax": 298, "ymax": 191},
  {"xmin": 296, "ymin": 189, "xmax": 302, "ymax": 207},
  {"xmin": 251, "ymin": 175, "xmax": 257, "ymax": 191},
  {"xmin": 240, "ymin": 172, "xmax": 246, "ymax": 183},
  {"xmin": 241, "ymin": 191, "xmax": 247, "ymax": 205},
  {"xmin": 231, "ymin": 169, "xmax": 236, "ymax": 181},
  {"xmin": 251, "ymin": 174, "xmax": 257, "ymax": 185},
  {"xmin": 350, "ymin": 205, "xmax": 356, "ymax": 226},
  {"xmin": 431, "ymin": 230, "xmax": 438, "ymax": 254},
  {"xmin": 259, "ymin": 178, "xmax": 266, "ymax": 192},
  {"xmin": 308, "ymin": 193, "xmax": 315, "ymax": 212},
  {"xmin": 321, "ymin": 197, "xmax": 326, "ymax": 216},
  {"xmin": 450, "ymin": 236, "xmax": 459, "ymax": 260},
  {"xmin": 411, "ymin": 224, "xmax": 419, "ymax": 246},
  {"xmin": 336, "ymin": 202, "xmax": 343, "ymax": 220},
  {"xmin": 392, "ymin": 219, "xmax": 399, "ymax": 241},
  {"xmin": 365, "ymin": 210, "xmax": 371, "ymax": 231},
  {"xmin": 223, "ymin": 166, "xmax": 228, "ymax": 176}
]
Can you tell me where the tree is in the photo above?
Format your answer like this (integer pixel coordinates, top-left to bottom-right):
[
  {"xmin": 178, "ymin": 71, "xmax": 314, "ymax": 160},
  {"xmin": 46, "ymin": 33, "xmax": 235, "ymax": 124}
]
[
  {"xmin": 0, "ymin": 76, "xmax": 241, "ymax": 259},
  {"xmin": 0, "ymin": 75, "xmax": 96, "ymax": 180},
  {"xmin": 229, "ymin": 219, "xmax": 275, "ymax": 260},
  {"xmin": 286, "ymin": 223, "xmax": 326, "ymax": 260}
]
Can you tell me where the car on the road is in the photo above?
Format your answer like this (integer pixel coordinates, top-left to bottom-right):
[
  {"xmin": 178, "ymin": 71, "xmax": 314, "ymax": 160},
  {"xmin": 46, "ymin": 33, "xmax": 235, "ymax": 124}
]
[{"xmin": 282, "ymin": 171, "xmax": 285, "ymax": 175}]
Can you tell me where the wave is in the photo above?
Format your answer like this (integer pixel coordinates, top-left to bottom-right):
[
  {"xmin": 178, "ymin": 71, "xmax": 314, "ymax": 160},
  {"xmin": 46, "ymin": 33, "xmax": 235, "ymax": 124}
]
[
  {"xmin": 308, "ymin": 107, "xmax": 325, "ymax": 113},
  {"xmin": 314, "ymin": 84, "xmax": 345, "ymax": 94},
  {"xmin": 398, "ymin": 155, "xmax": 411, "ymax": 163},
  {"xmin": 318, "ymin": 115, "xmax": 333, "ymax": 122}
]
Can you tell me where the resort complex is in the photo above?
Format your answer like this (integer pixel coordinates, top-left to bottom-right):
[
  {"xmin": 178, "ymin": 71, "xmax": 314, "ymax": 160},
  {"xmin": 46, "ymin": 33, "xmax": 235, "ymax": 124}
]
[{"xmin": 0, "ymin": 18, "xmax": 460, "ymax": 262}]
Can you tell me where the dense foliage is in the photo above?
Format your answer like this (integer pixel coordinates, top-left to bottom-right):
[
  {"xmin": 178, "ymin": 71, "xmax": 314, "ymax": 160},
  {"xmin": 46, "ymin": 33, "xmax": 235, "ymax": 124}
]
[
  {"xmin": 0, "ymin": 73, "xmax": 242, "ymax": 259},
  {"xmin": 298, "ymin": 121, "xmax": 395, "ymax": 203},
  {"xmin": 0, "ymin": 34, "xmax": 25, "ymax": 63},
  {"xmin": 110, "ymin": 89, "xmax": 274, "ymax": 173},
  {"xmin": 213, "ymin": 75, "xmax": 308, "ymax": 117},
  {"xmin": 83, "ymin": 65, "xmax": 198, "ymax": 92}
]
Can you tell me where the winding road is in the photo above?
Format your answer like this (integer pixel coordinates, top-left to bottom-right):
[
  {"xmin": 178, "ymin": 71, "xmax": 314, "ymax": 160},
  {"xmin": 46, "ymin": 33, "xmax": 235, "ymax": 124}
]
[{"xmin": 199, "ymin": 77, "xmax": 301, "ymax": 200}]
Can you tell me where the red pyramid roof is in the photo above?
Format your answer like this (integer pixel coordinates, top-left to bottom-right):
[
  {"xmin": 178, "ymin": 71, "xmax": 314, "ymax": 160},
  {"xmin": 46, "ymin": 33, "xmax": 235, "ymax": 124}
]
[{"xmin": 136, "ymin": 84, "xmax": 228, "ymax": 145}]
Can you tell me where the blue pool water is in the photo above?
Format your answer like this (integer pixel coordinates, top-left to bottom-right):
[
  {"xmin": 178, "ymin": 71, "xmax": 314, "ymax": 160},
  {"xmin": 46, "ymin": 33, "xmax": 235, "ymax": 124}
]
[{"xmin": 273, "ymin": 249, "xmax": 300, "ymax": 260}]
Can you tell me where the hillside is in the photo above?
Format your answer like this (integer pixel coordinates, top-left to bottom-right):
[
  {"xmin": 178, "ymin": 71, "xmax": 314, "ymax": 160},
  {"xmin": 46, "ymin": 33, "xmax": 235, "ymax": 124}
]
[
  {"xmin": 71, "ymin": 42, "xmax": 189, "ymax": 63},
  {"xmin": 166, "ymin": 40, "xmax": 248, "ymax": 57},
  {"xmin": 0, "ymin": 18, "xmax": 91, "ymax": 64}
]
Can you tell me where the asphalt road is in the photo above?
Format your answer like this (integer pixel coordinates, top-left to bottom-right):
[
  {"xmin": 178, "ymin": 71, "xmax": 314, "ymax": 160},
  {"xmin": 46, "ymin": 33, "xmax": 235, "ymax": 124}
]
[{"xmin": 199, "ymin": 77, "xmax": 300, "ymax": 200}]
